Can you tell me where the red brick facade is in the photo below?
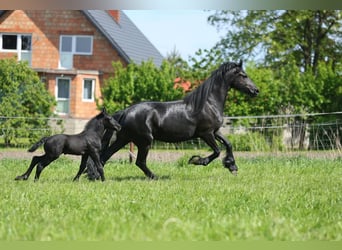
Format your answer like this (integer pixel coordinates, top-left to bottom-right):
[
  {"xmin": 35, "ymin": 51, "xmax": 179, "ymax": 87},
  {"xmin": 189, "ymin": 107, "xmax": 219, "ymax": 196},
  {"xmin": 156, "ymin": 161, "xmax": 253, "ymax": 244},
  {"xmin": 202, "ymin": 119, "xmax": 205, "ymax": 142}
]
[{"xmin": 0, "ymin": 10, "xmax": 127, "ymax": 119}]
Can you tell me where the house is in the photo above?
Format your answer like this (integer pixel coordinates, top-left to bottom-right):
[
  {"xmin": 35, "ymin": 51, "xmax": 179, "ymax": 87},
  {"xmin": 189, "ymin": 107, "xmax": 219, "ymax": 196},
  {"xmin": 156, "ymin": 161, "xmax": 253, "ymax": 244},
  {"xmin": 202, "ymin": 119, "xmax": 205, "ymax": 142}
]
[{"xmin": 0, "ymin": 10, "xmax": 163, "ymax": 133}]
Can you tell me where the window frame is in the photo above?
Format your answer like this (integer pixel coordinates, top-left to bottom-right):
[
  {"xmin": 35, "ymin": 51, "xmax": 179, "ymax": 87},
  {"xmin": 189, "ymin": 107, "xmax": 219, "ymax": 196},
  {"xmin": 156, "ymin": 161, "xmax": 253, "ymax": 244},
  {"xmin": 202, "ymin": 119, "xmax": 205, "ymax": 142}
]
[
  {"xmin": 59, "ymin": 35, "xmax": 93, "ymax": 55},
  {"xmin": 82, "ymin": 78, "xmax": 95, "ymax": 102},
  {"xmin": 59, "ymin": 35, "xmax": 93, "ymax": 69},
  {"xmin": 0, "ymin": 33, "xmax": 32, "ymax": 64},
  {"xmin": 0, "ymin": 33, "xmax": 32, "ymax": 52},
  {"xmin": 55, "ymin": 77, "xmax": 71, "ymax": 115}
]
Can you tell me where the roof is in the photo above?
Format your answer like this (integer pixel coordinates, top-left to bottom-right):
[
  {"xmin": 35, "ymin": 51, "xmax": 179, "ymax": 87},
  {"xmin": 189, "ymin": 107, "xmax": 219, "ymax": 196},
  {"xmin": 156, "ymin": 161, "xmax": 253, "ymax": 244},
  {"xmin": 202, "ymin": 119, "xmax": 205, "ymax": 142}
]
[{"xmin": 82, "ymin": 10, "xmax": 164, "ymax": 67}]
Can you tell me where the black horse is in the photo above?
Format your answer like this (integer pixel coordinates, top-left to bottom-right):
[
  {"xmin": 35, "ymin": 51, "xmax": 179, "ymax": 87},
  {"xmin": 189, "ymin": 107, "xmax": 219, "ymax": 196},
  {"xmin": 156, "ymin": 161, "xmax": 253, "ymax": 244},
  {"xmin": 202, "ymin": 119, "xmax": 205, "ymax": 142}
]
[
  {"xmin": 87, "ymin": 61, "xmax": 258, "ymax": 180},
  {"xmin": 15, "ymin": 108, "xmax": 121, "ymax": 182}
]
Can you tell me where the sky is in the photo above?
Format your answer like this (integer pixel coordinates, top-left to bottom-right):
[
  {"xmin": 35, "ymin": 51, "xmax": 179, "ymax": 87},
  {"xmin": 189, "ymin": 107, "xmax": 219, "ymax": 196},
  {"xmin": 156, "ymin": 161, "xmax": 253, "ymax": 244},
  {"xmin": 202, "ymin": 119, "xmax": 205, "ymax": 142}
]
[{"xmin": 124, "ymin": 10, "xmax": 225, "ymax": 61}]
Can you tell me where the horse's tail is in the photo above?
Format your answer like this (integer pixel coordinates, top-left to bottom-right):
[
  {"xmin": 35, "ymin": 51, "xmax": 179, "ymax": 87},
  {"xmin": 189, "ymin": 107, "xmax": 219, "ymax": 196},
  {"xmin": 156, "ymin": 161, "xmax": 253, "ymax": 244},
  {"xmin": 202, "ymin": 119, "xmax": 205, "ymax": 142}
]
[{"xmin": 28, "ymin": 137, "xmax": 48, "ymax": 152}]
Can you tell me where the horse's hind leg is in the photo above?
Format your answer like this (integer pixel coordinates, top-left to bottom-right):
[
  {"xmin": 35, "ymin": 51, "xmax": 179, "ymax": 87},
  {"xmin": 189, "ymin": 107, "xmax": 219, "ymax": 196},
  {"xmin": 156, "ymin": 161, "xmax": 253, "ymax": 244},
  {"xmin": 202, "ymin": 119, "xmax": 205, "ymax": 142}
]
[
  {"xmin": 15, "ymin": 155, "xmax": 42, "ymax": 181},
  {"xmin": 215, "ymin": 131, "xmax": 238, "ymax": 175},
  {"xmin": 73, "ymin": 155, "xmax": 88, "ymax": 181},
  {"xmin": 136, "ymin": 144, "xmax": 156, "ymax": 180},
  {"xmin": 34, "ymin": 155, "xmax": 57, "ymax": 181}
]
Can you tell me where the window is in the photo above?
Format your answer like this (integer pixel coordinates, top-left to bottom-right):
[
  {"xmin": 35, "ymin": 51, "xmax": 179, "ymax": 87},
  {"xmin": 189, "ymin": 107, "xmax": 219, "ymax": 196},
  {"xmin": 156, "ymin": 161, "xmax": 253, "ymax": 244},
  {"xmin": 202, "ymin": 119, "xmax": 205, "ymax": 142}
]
[
  {"xmin": 60, "ymin": 36, "xmax": 73, "ymax": 52},
  {"xmin": 2, "ymin": 35, "xmax": 17, "ymax": 50},
  {"xmin": 60, "ymin": 35, "xmax": 92, "ymax": 55},
  {"xmin": 0, "ymin": 34, "xmax": 32, "ymax": 65},
  {"xmin": 75, "ymin": 36, "xmax": 92, "ymax": 54},
  {"xmin": 59, "ymin": 35, "xmax": 93, "ymax": 69},
  {"xmin": 56, "ymin": 78, "xmax": 70, "ymax": 114},
  {"xmin": 83, "ymin": 79, "xmax": 95, "ymax": 101},
  {"xmin": 21, "ymin": 35, "xmax": 32, "ymax": 50}
]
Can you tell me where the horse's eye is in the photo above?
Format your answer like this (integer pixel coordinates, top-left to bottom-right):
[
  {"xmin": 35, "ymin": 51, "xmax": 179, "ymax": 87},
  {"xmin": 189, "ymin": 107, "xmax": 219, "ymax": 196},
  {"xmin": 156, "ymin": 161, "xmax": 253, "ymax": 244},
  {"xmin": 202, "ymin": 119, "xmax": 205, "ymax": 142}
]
[{"xmin": 239, "ymin": 72, "xmax": 247, "ymax": 78}]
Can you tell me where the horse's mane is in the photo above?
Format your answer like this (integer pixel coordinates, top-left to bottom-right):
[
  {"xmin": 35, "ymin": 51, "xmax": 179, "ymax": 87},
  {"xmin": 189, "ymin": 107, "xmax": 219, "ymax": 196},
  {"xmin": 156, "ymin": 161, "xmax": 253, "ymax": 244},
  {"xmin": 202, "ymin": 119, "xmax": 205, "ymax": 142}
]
[{"xmin": 183, "ymin": 62, "xmax": 239, "ymax": 114}]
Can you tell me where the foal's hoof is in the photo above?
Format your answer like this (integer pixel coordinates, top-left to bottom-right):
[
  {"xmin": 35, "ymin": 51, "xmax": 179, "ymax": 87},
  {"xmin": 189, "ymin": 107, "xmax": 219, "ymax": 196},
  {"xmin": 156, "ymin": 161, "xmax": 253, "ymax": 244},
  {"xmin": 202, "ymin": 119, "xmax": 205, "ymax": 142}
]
[
  {"xmin": 149, "ymin": 174, "xmax": 158, "ymax": 180},
  {"xmin": 230, "ymin": 170, "xmax": 238, "ymax": 176},
  {"xmin": 14, "ymin": 175, "xmax": 26, "ymax": 181}
]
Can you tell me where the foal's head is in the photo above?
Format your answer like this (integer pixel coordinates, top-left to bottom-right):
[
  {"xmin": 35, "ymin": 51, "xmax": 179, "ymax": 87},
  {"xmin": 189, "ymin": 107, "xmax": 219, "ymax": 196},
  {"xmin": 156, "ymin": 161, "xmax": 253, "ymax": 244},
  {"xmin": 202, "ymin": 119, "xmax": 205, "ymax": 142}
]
[
  {"xmin": 101, "ymin": 108, "xmax": 121, "ymax": 132},
  {"xmin": 86, "ymin": 108, "xmax": 121, "ymax": 133}
]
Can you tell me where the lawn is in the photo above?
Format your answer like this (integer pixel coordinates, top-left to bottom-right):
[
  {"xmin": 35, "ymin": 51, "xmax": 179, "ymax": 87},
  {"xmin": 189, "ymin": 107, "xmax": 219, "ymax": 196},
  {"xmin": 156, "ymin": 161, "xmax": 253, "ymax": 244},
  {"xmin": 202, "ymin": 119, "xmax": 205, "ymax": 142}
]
[{"xmin": 0, "ymin": 152, "xmax": 341, "ymax": 240}]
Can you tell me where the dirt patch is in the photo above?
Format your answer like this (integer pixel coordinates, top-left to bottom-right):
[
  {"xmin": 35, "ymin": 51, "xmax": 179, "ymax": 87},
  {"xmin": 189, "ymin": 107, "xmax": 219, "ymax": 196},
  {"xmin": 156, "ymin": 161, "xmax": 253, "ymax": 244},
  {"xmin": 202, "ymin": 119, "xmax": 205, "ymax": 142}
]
[{"xmin": 1, "ymin": 148, "xmax": 340, "ymax": 162}]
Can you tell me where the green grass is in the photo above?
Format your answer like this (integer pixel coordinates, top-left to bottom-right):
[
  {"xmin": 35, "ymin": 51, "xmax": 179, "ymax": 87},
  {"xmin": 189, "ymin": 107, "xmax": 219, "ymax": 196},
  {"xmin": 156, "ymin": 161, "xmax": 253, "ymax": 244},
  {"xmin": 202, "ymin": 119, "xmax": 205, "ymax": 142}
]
[{"xmin": 0, "ymin": 153, "xmax": 341, "ymax": 240}]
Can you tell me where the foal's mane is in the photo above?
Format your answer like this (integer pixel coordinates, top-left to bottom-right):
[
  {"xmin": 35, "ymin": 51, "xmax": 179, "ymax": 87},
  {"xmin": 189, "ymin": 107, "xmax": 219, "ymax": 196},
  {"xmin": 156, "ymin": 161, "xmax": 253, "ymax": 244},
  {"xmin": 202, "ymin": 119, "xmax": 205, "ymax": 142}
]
[
  {"xmin": 84, "ymin": 112, "xmax": 105, "ymax": 131},
  {"xmin": 183, "ymin": 62, "xmax": 239, "ymax": 114}
]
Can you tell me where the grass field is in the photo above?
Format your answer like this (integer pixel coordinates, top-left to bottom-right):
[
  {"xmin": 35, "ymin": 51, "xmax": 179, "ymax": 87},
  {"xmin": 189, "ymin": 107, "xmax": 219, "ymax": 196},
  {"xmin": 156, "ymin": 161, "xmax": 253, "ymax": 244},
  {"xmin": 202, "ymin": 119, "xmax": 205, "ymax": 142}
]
[{"xmin": 0, "ymin": 151, "xmax": 341, "ymax": 240}]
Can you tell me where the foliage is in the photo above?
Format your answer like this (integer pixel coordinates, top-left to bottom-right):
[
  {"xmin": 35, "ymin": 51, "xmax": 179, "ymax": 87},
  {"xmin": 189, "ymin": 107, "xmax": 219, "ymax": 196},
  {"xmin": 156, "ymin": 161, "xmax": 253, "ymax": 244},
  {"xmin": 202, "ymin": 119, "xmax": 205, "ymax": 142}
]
[
  {"xmin": 1, "ymin": 155, "xmax": 341, "ymax": 240},
  {"xmin": 208, "ymin": 10, "xmax": 341, "ymax": 74},
  {"xmin": 0, "ymin": 59, "xmax": 56, "ymax": 146},
  {"xmin": 100, "ymin": 60, "xmax": 183, "ymax": 113},
  {"xmin": 227, "ymin": 132, "xmax": 284, "ymax": 152}
]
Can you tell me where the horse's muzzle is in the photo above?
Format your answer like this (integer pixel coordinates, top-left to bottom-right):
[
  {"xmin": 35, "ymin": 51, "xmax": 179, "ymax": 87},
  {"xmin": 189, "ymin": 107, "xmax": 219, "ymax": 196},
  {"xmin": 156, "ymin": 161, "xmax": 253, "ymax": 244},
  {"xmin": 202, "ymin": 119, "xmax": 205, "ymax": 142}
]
[{"xmin": 250, "ymin": 88, "xmax": 259, "ymax": 97}]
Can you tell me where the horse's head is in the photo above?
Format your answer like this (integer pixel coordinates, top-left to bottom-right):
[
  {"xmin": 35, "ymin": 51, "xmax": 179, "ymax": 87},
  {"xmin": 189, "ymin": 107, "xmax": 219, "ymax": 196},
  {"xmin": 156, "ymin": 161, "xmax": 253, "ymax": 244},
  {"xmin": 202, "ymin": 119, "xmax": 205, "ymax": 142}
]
[
  {"xmin": 101, "ymin": 108, "xmax": 121, "ymax": 131},
  {"xmin": 226, "ymin": 60, "xmax": 259, "ymax": 97}
]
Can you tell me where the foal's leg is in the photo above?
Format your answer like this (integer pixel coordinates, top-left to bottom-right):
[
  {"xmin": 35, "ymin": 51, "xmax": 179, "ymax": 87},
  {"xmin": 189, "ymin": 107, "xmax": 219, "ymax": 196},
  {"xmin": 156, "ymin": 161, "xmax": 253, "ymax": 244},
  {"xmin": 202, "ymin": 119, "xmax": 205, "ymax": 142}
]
[
  {"xmin": 34, "ymin": 155, "xmax": 58, "ymax": 181},
  {"xmin": 188, "ymin": 133, "xmax": 221, "ymax": 166},
  {"xmin": 89, "ymin": 151, "xmax": 105, "ymax": 182},
  {"xmin": 136, "ymin": 144, "xmax": 156, "ymax": 179},
  {"xmin": 15, "ymin": 155, "xmax": 42, "ymax": 180},
  {"xmin": 215, "ymin": 131, "xmax": 238, "ymax": 175},
  {"xmin": 73, "ymin": 155, "xmax": 88, "ymax": 181}
]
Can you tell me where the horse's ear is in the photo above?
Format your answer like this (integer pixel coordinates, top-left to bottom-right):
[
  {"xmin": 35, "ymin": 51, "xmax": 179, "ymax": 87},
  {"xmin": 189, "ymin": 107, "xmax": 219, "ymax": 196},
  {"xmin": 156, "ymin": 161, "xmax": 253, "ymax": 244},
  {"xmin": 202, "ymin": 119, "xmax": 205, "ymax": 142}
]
[{"xmin": 238, "ymin": 60, "xmax": 243, "ymax": 68}]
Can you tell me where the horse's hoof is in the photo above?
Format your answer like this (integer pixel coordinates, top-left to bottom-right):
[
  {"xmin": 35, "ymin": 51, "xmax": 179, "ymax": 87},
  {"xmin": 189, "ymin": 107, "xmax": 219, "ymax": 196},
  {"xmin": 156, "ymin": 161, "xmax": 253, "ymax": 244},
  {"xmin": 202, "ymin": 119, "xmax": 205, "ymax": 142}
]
[{"xmin": 188, "ymin": 155, "xmax": 201, "ymax": 165}]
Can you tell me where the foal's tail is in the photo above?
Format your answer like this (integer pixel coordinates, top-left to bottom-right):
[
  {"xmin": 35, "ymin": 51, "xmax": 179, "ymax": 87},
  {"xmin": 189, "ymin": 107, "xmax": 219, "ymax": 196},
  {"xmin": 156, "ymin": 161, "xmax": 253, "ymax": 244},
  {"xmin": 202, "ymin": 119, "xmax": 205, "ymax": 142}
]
[{"xmin": 28, "ymin": 137, "xmax": 48, "ymax": 152}]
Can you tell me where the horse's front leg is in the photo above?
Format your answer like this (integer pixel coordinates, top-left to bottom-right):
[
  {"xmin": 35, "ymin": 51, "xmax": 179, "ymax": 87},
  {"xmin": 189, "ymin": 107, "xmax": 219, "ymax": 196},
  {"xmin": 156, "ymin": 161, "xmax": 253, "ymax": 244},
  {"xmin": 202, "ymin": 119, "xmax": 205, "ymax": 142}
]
[
  {"xmin": 215, "ymin": 131, "xmax": 238, "ymax": 175},
  {"xmin": 188, "ymin": 133, "xmax": 220, "ymax": 166},
  {"xmin": 73, "ymin": 155, "xmax": 88, "ymax": 181}
]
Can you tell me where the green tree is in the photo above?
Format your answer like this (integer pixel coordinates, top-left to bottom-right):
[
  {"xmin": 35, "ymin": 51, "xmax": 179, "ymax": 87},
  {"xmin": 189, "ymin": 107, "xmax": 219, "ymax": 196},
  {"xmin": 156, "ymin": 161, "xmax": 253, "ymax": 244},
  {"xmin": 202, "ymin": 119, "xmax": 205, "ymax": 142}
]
[
  {"xmin": 0, "ymin": 58, "xmax": 56, "ymax": 146},
  {"xmin": 166, "ymin": 46, "xmax": 188, "ymax": 78},
  {"xmin": 100, "ymin": 60, "xmax": 183, "ymax": 114},
  {"xmin": 208, "ymin": 10, "xmax": 341, "ymax": 74}
]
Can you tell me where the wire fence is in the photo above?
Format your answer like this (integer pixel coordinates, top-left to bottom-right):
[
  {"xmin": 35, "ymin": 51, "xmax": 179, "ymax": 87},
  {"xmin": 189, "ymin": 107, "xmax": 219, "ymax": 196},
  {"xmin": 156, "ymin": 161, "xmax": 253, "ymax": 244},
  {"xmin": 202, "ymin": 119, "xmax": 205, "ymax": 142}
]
[
  {"xmin": 151, "ymin": 112, "xmax": 342, "ymax": 153},
  {"xmin": 1, "ymin": 112, "xmax": 341, "ymax": 154},
  {"xmin": 224, "ymin": 112, "xmax": 342, "ymax": 152}
]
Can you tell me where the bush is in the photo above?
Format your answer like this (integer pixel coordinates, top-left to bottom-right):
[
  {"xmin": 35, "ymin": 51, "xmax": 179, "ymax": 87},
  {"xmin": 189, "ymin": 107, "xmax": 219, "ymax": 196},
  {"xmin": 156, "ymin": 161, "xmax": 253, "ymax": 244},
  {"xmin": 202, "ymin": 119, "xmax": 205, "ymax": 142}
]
[
  {"xmin": 227, "ymin": 132, "xmax": 284, "ymax": 151},
  {"xmin": 0, "ymin": 58, "xmax": 56, "ymax": 146}
]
